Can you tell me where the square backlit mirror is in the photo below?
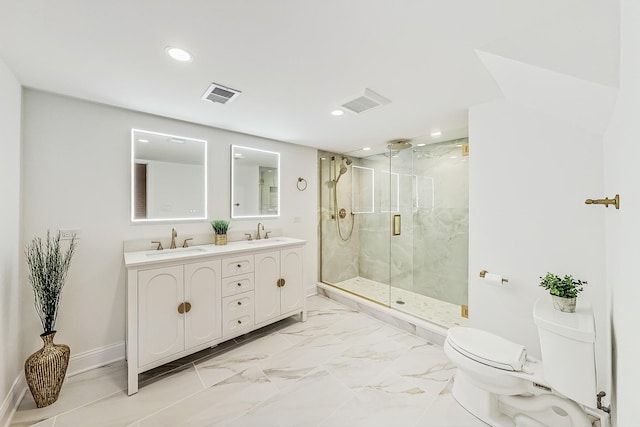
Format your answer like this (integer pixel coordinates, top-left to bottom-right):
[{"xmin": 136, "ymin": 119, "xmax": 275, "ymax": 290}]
[
  {"xmin": 231, "ymin": 145, "xmax": 280, "ymax": 218},
  {"xmin": 131, "ymin": 129, "xmax": 207, "ymax": 222}
]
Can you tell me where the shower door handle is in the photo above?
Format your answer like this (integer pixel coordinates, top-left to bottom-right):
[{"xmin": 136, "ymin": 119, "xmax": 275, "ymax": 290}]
[{"xmin": 392, "ymin": 214, "xmax": 401, "ymax": 236}]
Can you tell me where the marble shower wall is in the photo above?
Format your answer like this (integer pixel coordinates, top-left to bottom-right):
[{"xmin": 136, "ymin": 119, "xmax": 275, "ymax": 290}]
[{"xmin": 319, "ymin": 154, "xmax": 360, "ymax": 283}]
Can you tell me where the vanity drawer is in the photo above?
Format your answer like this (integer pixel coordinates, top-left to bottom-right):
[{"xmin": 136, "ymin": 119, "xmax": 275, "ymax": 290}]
[
  {"xmin": 222, "ymin": 292, "xmax": 255, "ymax": 337},
  {"xmin": 221, "ymin": 255, "xmax": 255, "ymax": 278},
  {"xmin": 222, "ymin": 273, "xmax": 255, "ymax": 297},
  {"xmin": 223, "ymin": 292, "xmax": 254, "ymax": 318}
]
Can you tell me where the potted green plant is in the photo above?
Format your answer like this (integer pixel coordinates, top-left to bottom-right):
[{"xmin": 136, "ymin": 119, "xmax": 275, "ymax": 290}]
[
  {"xmin": 539, "ymin": 272, "xmax": 587, "ymax": 313},
  {"xmin": 24, "ymin": 230, "xmax": 77, "ymax": 407},
  {"xmin": 211, "ymin": 220, "xmax": 230, "ymax": 245}
]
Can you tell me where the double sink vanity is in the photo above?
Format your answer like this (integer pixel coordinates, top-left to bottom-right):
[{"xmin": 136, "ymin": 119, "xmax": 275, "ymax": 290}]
[{"xmin": 124, "ymin": 236, "xmax": 306, "ymax": 395}]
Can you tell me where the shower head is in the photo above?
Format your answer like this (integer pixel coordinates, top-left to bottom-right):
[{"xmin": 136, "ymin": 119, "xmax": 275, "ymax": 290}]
[
  {"xmin": 387, "ymin": 139, "xmax": 412, "ymax": 151},
  {"xmin": 343, "ymin": 157, "xmax": 353, "ymax": 166},
  {"xmin": 334, "ymin": 165, "xmax": 348, "ymax": 183}
]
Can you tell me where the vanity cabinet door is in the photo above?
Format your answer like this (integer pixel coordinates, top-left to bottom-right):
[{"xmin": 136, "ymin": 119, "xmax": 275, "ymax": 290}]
[
  {"xmin": 254, "ymin": 247, "xmax": 304, "ymax": 325},
  {"xmin": 280, "ymin": 247, "xmax": 304, "ymax": 314},
  {"xmin": 254, "ymin": 251, "xmax": 281, "ymax": 324},
  {"xmin": 184, "ymin": 260, "xmax": 222, "ymax": 349},
  {"xmin": 138, "ymin": 265, "xmax": 184, "ymax": 367}
]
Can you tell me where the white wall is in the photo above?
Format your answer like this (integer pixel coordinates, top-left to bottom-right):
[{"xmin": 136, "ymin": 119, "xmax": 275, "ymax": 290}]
[
  {"xmin": 21, "ymin": 89, "xmax": 318, "ymax": 361},
  {"xmin": 604, "ymin": 1, "xmax": 640, "ymax": 424},
  {"xmin": 0, "ymin": 57, "xmax": 22, "ymax": 423},
  {"xmin": 469, "ymin": 101, "xmax": 608, "ymax": 396}
]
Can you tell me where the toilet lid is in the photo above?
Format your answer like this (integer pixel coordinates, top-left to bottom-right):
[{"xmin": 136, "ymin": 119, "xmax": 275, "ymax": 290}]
[{"xmin": 447, "ymin": 327, "xmax": 527, "ymax": 372}]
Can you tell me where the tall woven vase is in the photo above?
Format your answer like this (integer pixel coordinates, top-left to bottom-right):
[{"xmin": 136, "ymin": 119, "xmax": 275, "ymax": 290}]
[{"xmin": 24, "ymin": 331, "xmax": 70, "ymax": 408}]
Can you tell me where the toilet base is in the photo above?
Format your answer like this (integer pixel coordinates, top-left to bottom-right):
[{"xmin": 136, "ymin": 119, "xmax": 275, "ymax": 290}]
[{"xmin": 451, "ymin": 371, "xmax": 594, "ymax": 427}]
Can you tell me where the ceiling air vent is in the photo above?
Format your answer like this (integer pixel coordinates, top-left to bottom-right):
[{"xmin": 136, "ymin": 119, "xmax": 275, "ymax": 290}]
[
  {"xmin": 340, "ymin": 88, "xmax": 391, "ymax": 114},
  {"xmin": 201, "ymin": 82, "xmax": 241, "ymax": 104}
]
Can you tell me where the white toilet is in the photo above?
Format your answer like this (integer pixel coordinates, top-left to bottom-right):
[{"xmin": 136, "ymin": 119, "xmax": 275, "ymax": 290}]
[{"xmin": 444, "ymin": 297, "xmax": 605, "ymax": 427}]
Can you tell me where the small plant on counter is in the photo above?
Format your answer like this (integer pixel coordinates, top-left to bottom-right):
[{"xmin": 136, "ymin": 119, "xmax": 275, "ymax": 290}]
[
  {"xmin": 210, "ymin": 220, "xmax": 230, "ymax": 235},
  {"xmin": 539, "ymin": 272, "xmax": 586, "ymax": 299}
]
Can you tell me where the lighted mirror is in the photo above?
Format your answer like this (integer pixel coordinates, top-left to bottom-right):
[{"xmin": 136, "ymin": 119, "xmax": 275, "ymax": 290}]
[
  {"xmin": 231, "ymin": 145, "xmax": 280, "ymax": 218},
  {"xmin": 131, "ymin": 129, "xmax": 207, "ymax": 222}
]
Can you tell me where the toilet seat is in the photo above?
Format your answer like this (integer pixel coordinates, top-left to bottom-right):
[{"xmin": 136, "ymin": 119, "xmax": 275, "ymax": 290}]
[{"xmin": 447, "ymin": 327, "xmax": 527, "ymax": 372}]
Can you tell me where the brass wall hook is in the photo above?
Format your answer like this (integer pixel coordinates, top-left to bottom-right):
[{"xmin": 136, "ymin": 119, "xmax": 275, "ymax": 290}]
[{"xmin": 585, "ymin": 194, "xmax": 620, "ymax": 209}]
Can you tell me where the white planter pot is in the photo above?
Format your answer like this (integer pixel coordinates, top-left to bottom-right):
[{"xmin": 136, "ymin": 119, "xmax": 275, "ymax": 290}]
[{"xmin": 551, "ymin": 295, "xmax": 577, "ymax": 313}]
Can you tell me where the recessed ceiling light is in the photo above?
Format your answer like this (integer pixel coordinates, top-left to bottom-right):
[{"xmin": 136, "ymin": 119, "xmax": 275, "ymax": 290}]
[
  {"xmin": 166, "ymin": 47, "xmax": 193, "ymax": 62},
  {"xmin": 450, "ymin": 156, "xmax": 457, "ymax": 159},
  {"xmin": 416, "ymin": 143, "xmax": 426, "ymax": 147},
  {"xmin": 137, "ymin": 139, "xmax": 149, "ymax": 143},
  {"xmin": 331, "ymin": 109, "xmax": 344, "ymax": 116},
  {"xmin": 431, "ymin": 130, "xmax": 442, "ymax": 138},
  {"xmin": 362, "ymin": 147, "xmax": 371, "ymax": 151}
]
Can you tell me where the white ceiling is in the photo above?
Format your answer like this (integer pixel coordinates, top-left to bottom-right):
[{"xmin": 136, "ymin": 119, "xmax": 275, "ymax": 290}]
[{"xmin": 0, "ymin": 0, "xmax": 601, "ymax": 154}]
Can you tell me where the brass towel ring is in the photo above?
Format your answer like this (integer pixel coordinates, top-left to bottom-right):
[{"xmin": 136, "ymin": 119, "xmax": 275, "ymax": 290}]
[{"xmin": 297, "ymin": 177, "xmax": 308, "ymax": 191}]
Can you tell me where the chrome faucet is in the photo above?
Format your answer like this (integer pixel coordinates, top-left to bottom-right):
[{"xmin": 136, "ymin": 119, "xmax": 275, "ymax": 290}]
[
  {"xmin": 256, "ymin": 223, "xmax": 264, "ymax": 240},
  {"xmin": 170, "ymin": 227, "xmax": 177, "ymax": 249}
]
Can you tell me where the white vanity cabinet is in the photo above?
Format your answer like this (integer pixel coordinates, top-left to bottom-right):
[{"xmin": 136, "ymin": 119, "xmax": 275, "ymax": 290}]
[
  {"xmin": 125, "ymin": 237, "xmax": 306, "ymax": 396},
  {"xmin": 254, "ymin": 247, "xmax": 305, "ymax": 325}
]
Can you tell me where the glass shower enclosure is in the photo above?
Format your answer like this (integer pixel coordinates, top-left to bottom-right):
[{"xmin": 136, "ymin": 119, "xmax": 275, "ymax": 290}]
[{"xmin": 319, "ymin": 137, "xmax": 469, "ymax": 328}]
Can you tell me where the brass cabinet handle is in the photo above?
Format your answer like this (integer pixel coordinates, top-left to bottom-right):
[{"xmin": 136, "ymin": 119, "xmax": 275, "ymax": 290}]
[
  {"xmin": 237, "ymin": 320, "xmax": 242, "ymax": 324},
  {"xmin": 237, "ymin": 301, "xmax": 242, "ymax": 306},
  {"xmin": 237, "ymin": 282, "xmax": 242, "ymax": 287},
  {"xmin": 276, "ymin": 278, "xmax": 286, "ymax": 287},
  {"xmin": 237, "ymin": 264, "xmax": 241, "ymax": 268},
  {"xmin": 178, "ymin": 302, "xmax": 192, "ymax": 314}
]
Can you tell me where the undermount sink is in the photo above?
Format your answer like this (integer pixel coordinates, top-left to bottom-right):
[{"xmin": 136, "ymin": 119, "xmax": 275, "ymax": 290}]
[
  {"xmin": 247, "ymin": 238, "xmax": 283, "ymax": 244},
  {"xmin": 145, "ymin": 247, "xmax": 206, "ymax": 257}
]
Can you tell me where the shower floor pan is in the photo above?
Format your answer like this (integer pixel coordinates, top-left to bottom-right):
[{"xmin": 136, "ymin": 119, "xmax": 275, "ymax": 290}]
[{"xmin": 330, "ymin": 276, "xmax": 468, "ymax": 329}]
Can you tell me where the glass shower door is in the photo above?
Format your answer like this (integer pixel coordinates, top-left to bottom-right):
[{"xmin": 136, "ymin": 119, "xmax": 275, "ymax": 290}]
[{"xmin": 387, "ymin": 144, "xmax": 415, "ymax": 310}]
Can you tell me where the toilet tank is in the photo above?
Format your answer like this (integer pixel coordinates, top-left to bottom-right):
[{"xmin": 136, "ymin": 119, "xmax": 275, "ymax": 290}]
[{"xmin": 533, "ymin": 297, "xmax": 597, "ymax": 408}]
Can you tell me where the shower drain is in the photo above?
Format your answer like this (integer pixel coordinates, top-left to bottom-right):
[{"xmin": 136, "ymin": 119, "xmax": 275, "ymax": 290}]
[{"xmin": 395, "ymin": 300, "xmax": 405, "ymax": 305}]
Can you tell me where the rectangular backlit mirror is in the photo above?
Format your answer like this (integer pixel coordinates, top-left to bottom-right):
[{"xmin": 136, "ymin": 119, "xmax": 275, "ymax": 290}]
[
  {"xmin": 131, "ymin": 129, "xmax": 207, "ymax": 222},
  {"xmin": 231, "ymin": 145, "xmax": 280, "ymax": 218}
]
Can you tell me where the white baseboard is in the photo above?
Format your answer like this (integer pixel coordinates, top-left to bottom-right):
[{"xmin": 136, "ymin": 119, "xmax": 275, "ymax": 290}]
[
  {"xmin": 0, "ymin": 373, "xmax": 26, "ymax": 427},
  {"xmin": 67, "ymin": 341, "xmax": 126, "ymax": 377}
]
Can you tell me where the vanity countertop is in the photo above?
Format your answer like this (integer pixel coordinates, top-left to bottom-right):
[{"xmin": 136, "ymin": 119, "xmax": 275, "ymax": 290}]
[{"xmin": 124, "ymin": 236, "xmax": 306, "ymax": 268}]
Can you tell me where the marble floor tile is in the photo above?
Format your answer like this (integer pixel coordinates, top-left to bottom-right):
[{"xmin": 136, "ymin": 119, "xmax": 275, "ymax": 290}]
[
  {"xmin": 319, "ymin": 375, "xmax": 438, "ymax": 427},
  {"xmin": 225, "ymin": 369, "xmax": 355, "ymax": 427},
  {"xmin": 53, "ymin": 364, "xmax": 204, "ymax": 427},
  {"xmin": 136, "ymin": 366, "xmax": 279, "ymax": 427},
  {"xmin": 194, "ymin": 333, "xmax": 296, "ymax": 387},
  {"xmin": 9, "ymin": 295, "xmax": 476, "ymax": 427}
]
